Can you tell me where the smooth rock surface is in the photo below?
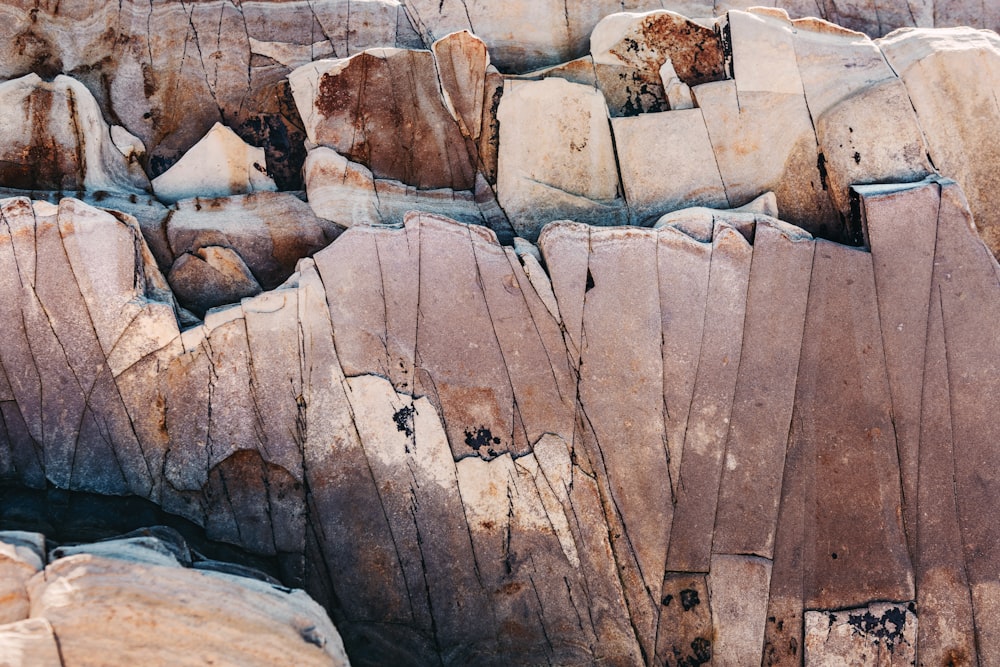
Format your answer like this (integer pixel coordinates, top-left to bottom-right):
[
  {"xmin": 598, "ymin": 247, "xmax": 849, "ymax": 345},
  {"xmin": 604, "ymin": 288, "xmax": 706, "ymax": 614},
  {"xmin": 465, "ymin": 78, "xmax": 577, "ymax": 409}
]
[{"xmin": 152, "ymin": 124, "xmax": 277, "ymax": 204}]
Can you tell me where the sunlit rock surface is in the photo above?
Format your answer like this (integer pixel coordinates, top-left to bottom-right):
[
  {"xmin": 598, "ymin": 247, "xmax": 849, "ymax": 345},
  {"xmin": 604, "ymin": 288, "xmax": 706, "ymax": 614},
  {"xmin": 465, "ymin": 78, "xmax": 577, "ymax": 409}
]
[
  {"xmin": 1, "ymin": 3, "xmax": 1000, "ymax": 666},
  {"xmin": 0, "ymin": 529, "xmax": 349, "ymax": 667}
]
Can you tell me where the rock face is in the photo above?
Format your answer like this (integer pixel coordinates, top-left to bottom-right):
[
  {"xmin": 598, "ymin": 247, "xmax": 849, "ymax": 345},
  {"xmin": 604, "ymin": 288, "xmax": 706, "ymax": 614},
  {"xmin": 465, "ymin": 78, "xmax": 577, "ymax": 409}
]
[
  {"xmin": 0, "ymin": 529, "xmax": 349, "ymax": 666},
  {"xmin": 4, "ymin": 3, "xmax": 1000, "ymax": 667},
  {"xmin": 1, "ymin": 176, "xmax": 999, "ymax": 665}
]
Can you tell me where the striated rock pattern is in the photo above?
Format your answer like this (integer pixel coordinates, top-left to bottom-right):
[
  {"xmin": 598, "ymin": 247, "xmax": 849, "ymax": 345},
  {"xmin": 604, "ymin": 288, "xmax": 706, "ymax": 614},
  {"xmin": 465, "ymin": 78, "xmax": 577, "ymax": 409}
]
[
  {"xmin": 0, "ymin": 528, "xmax": 349, "ymax": 666},
  {"xmin": 2, "ymin": 3, "xmax": 1000, "ymax": 666},
  {"xmin": 0, "ymin": 175, "xmax": 998, "ymax": 665}
]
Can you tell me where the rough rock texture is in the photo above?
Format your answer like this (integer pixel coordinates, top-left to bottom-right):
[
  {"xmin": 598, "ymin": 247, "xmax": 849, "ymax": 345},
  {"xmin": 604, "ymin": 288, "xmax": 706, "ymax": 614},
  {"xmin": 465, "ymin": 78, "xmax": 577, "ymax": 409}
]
[
  {"xmin": 4, "ymin": 4, "xmax": 1000, "ymax": 667},
  {"xmin": 1, "ymin": 176, "xmax": 999, "ymax": 664},
  {"xmin": 0, "ymin": 530, "xmax": 349, "ymax": 666}
]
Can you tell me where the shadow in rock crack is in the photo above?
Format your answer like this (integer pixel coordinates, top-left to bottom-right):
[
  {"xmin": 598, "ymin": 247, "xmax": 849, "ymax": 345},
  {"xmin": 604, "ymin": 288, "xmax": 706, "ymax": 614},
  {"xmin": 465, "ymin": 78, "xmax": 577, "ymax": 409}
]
[{"xmin": 0, "ymin": 482, "xmax": 288, "ymax": 586}]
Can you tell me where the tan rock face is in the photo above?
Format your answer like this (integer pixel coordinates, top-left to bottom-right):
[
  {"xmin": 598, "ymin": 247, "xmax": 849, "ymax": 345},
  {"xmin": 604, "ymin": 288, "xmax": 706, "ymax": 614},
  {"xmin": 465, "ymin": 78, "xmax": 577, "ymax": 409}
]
[
  {"xmin": 0, "ymin": 531, "xmax": 349, "ymax": 667},
  {"xmin": 5, "ymin": 4, "xmax": 1000, "ymax": 667},
  {"xmin": 2, "ymin": 177, "xmax": 1000, "ymax": 665}
]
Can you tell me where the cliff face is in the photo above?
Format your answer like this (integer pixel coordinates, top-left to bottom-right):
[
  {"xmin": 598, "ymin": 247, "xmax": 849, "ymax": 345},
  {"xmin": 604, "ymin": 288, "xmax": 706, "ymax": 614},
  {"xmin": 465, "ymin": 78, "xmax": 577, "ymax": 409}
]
[{"xmin": 1, "ymin": 3, "xmax": 1000, "ymax": 666}]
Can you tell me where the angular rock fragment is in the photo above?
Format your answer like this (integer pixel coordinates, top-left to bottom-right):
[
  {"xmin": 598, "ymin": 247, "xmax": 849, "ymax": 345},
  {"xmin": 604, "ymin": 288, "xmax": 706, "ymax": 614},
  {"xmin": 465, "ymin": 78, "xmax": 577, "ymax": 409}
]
[
  {"xmin": 289, "ymin": 48, "xmax": 478, "ymax": 191},
  {"xmin": 497, "ymin": 78, "xmax": 626, "ymax": 239},
  {"xmin": 612, "ymin": 108, "xmax": 728, "ymax": 223},
  {"xmin": 166, "ymin": 191, "xmax": 342, "ymax": 290},
  {"xmin": 151, "ymin": 124, "xmax": 277, "ymax": 204}
]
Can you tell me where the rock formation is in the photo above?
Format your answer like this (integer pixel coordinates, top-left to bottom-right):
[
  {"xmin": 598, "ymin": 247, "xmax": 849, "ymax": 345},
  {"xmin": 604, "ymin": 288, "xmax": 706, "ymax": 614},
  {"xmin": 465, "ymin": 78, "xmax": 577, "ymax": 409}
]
[
  {"xmin": 0, "ymin": 528, "xmax": 349, "ymax": 666},
  {"xmin": 1, "ymin": 2, "xmax": 1000, "ymax": 666}
]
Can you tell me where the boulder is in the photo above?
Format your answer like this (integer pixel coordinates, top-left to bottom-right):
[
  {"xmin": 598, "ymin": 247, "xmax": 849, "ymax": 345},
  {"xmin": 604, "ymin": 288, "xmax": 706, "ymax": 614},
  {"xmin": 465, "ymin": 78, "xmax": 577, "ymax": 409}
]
[
  {"xmin": 167, "ymin": 247, "xmax": 262, "ymax": 318},
  {"xmin": 152, "ymin": 124, "xmax": 277, "ymax": 204},
  {"xmin": 0, "ymin": 74, "xmax": 148, "ymax": 193},
  {"xmin": 496, "ymin": 78, "xmax": 627, "ymax": 239},
  {"xmin": 166, "ymin": 191, "xmax": 343, "ymax": 290}
]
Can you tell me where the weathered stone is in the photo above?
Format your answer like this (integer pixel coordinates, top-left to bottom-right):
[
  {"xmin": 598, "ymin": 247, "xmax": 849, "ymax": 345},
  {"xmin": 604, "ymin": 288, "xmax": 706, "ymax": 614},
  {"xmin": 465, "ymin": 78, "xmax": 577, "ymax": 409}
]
[
  {"xmin": 289, "ymin": 48, "xmax": 477, "ymax": 191},
  {"xmin": 880, "ymin": 27, "xmax": 1000, "ymax": 258},
  {"xmin": 152, "ymin": 124, "xmax": 277, "ymax": 204},
  {"xmin": 931, "ymin": 181, "xmax": 1000, "ymax": 656},
  {"xmin": 303, "ymin": 147, "xmax": 501, "ymax": 231},
  {"xmin": 0, "ymin": 619, "xmax": 62, "ymax": 667},
  {"xmin": 612, "ymin": 108, "xmax": 729, "ymax": 224},
  {"xmin": 856, "ymin": 180, "xmax": 939, "ymax": 560},
  {"xmin": 709, "ymin": 554, "xmax": 772, "ymax": 665},
  {"xmin": 665, "ymin": 222, "xmax": 751, "ymax": 574},
  {"xmin": 804, "ymin": 603, "xmax": 917, "ymax": 666},
  {"xmin": 432, "ymin": 31, "xmax": 490, "ymax": 140},
  {"xmin": 816, "ymin": 80, "xmax": 933, "ymax": 224},
  {"xmin": 0, "ymin": 74, "xmax": 148, "ymax": 193},
  {"xmin": 794, "ymin": 241, "xmax": 914, "ymax": 609},
  {"xmin": 497, "ymin": 78, "xmax": 626, "ymax": 240},
  {"xmin": 167, "ymin": 247, "xmax": 262, "ymax": 318},
  {"xmin": 167, "ymin": 191, "xmax": 342, "ymax": 290},
  {"xmin": 712, "ymin": 220, "xmax": 813, "ymax": 559},
  {"xmin": 26, "ymin": 553, "xmax": 348, "ymax": 666},
  {"xmin": 0, "ymin": 532, "xmax": 44, "ymax": 625},
  {"xmin": 654, "ymin": 573, "xmax": 713, "ymax": 666}
]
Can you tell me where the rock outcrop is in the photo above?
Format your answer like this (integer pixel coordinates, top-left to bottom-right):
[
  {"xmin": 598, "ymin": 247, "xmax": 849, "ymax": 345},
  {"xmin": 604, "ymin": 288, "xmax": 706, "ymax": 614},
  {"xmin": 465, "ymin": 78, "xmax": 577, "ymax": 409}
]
[
  {"xmin": 3, "ymin": 3, "xmax": 1000, "ymax": 666},
  {"xmin": 2, "ymin": 176, "xmax": 999, "ymax": 664},
  {"xmin": 0, "ymin": 529, "xmax": 349, "ymax": 666}
]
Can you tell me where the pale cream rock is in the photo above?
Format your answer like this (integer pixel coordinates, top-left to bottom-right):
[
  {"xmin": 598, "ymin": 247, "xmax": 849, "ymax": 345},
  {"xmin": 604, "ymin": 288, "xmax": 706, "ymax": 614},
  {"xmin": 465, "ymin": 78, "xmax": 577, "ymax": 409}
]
[
  {"xmin": 661, "ymin": 61, "xmax": 695, "ymax": 109},
  {"xmin": 612, "ymin": 107, "xmax": 729, "ymax": 223},
  {"xmin": 0, "ymin": 619, "xmax": 62, "ymax": 667},
  {"xmin": 653, "ymin": 191, "xmax": 781, "ymax": 230},
  {"xmin": 791, "ymin": 16, "xmax": 898, "ymax": 119},
  {"xmin": 0, "ymin": 533, "xmax": 44, "ymax": 625},
  {"xmin": 497, "ymin": 78, "xmax": 626, "ymax": 239},
  {"xmin": 0, "ymin": 74, "xmax": 149, "ymax": 193},
  {"xmin": 110, "ymin": 125, "xmax": 146, "ymax": 162},
  {"xmin": 693, "ymin": 77, "xmax": 839, "ymax": 240},
  {"xmin": 303, "ymin": 147, "xmax": 492, "ymax": 228},
  {"xmin": 151, "ymin": 123, "xmax": 277, "ymax": 204},
  {"xmin": 708, "ymin": 554, "xmax": 773, "ymax": 665},
  {"xmin": 804, "ymin": 602, "xmax": 917, "ymax": 666},
  {"xmin": 880, "ymin": 27, "xmax": 1000, "ymax": 257},
  {"xmin": 26, "ymin": 554, "xmax": 349, "ymax": 667},
  {"xmin": 728, "ymin": 10, "xmax": 804, "ymax": 95},
  {"xmin": 816, "ymin": 79, "xmax": 933, "ymax": 219}
]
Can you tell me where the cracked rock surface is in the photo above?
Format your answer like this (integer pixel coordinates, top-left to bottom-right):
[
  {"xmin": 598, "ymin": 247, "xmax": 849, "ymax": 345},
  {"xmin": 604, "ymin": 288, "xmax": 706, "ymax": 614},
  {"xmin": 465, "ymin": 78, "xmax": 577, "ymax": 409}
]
[{"xmin": 2, "ymin": 3, "xmax": 1000, "ymax": 666}]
